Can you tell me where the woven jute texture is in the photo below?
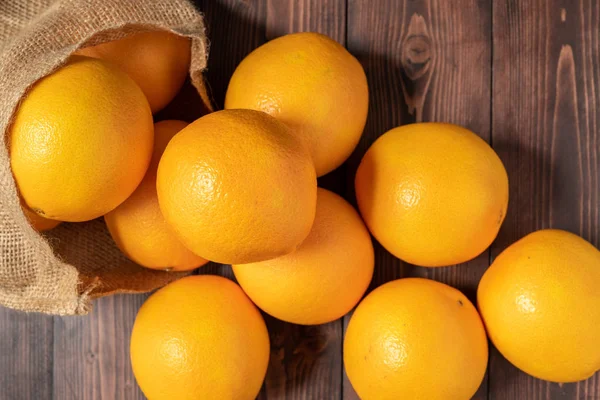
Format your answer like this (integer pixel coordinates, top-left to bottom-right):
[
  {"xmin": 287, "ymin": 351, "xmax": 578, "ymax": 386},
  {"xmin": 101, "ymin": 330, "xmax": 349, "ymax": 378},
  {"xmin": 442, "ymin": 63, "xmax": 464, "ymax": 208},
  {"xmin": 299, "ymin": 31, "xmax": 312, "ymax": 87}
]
[{"xmin": 0, "ymin": 0, "xmax": 210, "ymax": 315}]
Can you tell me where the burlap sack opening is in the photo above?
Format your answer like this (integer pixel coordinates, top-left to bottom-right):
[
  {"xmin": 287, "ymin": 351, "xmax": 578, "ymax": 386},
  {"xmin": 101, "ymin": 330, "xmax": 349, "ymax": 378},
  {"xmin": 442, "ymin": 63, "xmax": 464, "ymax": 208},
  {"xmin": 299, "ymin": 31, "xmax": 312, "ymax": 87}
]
[{"xmin": 0, "ymin": 0, "xmax": 212, "ymax": 315}]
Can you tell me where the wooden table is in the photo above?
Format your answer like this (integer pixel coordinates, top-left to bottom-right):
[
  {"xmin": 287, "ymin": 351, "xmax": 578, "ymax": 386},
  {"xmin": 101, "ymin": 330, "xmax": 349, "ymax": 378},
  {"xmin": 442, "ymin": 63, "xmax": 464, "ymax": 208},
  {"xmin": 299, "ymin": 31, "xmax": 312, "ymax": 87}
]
[{"xmin": 1, "ymin": 1, "xmax": 599, "ymax": 399}]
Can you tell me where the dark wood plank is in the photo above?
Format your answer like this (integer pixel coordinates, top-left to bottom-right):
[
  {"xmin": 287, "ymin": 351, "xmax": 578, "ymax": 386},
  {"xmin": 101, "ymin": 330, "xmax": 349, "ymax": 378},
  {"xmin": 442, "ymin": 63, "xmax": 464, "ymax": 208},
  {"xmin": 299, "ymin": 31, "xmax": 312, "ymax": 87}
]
[
  {"xmin": 195, "ymin": 1, "xmax": 347, "ymax": 399},
  {"xmin": 52, "ymin": 295, "xmax": 146, "ymax": 400},
  {"xmin": 0, "ymin": 308, "xmax": 53, "ymax": 400},
  {"xmin": 344, "ymin": 0, "xmax": 492, "ymax": 398},
  {"xmin": 260, "ymin": 1, "xmax": 346, "ymax": 399},
  {"xmin": 197, "ymin": 0, "xmax": 267, "ymax": 109},
  {"xmin": 265, "ymin": 0, "xmax": 345, "ymax": 41},
  {"xmin": 491, "ymin": 1, "xmax": 600, "ymax": 399}
]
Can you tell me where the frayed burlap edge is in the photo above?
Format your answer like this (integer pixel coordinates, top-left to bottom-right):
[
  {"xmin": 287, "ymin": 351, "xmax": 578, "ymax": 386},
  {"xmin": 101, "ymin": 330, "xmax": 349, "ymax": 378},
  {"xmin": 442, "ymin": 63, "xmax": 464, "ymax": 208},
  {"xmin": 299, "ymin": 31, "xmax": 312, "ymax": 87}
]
[{"xmin": 0, "ymin": 0, "xmax": 211, "ymax": 315}]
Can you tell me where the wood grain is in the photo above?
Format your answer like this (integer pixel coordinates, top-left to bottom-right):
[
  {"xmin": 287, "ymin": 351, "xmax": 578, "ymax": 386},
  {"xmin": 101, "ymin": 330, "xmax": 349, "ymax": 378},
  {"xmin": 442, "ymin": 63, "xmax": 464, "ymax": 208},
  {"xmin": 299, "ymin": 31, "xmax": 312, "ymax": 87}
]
[
  {"xmin": 490, "ymin": 1, "xmax": 600, "ymax": 399},
  {"xmin": 345, "ymin": 0, "xmax": 492, "ymax": 290},
  {"xmin": 343, "ymin": 0, "xmax": 492, "ymax": 398},
  {"xmin": 52, "ymin": 295, "xmax": 146, "ymax": 400},
  {"xmin": 186, "ymin": 2, "xmax": 348, "ymax": 398},
  {"xmin": 197, "ymin": 0, "xmax": 267, "ymax": 109},
  {"xmin": 2, "ymin": 1, "xmax": 600, "ymax": 399},
  {"xmin": 262, "ymin": 1, "xmax": 347, "ymax": 399},
  {"xmin": 0, "ymin": 308, "xmax": 53, "ymax": 400}
]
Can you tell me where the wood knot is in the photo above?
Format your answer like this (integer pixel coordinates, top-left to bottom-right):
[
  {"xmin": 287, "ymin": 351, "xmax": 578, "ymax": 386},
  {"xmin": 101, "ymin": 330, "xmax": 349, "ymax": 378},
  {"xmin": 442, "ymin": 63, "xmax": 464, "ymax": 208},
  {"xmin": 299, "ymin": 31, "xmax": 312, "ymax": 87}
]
[
  {"xmin": 293, "ymin": 325, "xmax": 333, "ymax": 357},
  {"xmin": 398, "ymin": 13, "xmax": 435, "ymax": 120},
  {"xmin": 402, "ymin": 33, "xmax": 433, "ymax": 80},
  {"xmin": 85, "ymin": 351, "xmax": 97, "ymax": 364}
]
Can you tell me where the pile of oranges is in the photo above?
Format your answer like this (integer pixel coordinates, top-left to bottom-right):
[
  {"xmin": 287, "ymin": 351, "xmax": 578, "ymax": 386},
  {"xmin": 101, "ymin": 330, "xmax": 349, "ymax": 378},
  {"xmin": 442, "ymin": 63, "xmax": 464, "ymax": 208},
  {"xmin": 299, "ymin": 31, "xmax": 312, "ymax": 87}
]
[{"xmin": 9, "ymin": 30, "xmax": 600, "ymax": 399}]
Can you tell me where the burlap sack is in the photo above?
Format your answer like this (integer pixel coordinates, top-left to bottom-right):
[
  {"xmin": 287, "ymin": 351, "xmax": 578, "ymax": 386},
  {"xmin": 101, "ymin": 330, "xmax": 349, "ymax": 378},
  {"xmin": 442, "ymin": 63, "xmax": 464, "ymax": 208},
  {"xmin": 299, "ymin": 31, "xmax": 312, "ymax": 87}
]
[{"xmin": 0, "ymin": 0, "xmax": 211, "ymax": 315}]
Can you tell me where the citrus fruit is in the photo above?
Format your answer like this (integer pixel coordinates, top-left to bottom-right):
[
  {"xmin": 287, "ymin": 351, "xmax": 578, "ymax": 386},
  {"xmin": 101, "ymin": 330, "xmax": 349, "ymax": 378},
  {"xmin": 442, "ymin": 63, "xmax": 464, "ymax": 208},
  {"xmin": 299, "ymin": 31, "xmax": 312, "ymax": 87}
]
[
  {"xmin": 157, "ymin": 109, "xmax": 317, "ymax": 265},
  {"xmin": 130, "ymin": 275, "xmax": 269, "ymax": 400},
  {"xmin": 355, "ymin": 122, "xmax": 508, "ymax": 267},
  {"xmin": 10, "ymin": 55, "xmax": 153, "ymax": 222},
  {"xmin": 233, "ymin": 187, "xmax": 374, "ymax": 325},
  {"xmin": 225, "ymin": 32, "xmax": 368, "ymax": 177},
  {"xmin": 344, "ymin": 278, "xmax": 488, "ymax": 400},
  {"xmin": 22, "ymin": 205, "xmax": 61, "ymax": 232},
  {"xmin": 478, "ymin": 229, "xmax": 600, "ymax": 383},
  {"xmin": 76, "ymin": 30, "xmax": 190, "ymax": 113},
  {"xmin": 104, "ymin": 120, "xmax": 208, "ymax": 271}
]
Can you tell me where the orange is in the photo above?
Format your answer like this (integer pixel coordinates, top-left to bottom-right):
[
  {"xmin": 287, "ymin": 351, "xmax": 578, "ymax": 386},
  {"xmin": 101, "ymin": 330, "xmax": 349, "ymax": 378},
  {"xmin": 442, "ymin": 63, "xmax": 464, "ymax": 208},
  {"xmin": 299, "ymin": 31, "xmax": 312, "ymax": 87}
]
[
  {"xmin": 22, "ymin": 205, "xmax": 61, "ymax": 232},
  {"xmin": 355, "ymin": 123, "xmax": 508, "ymax": 267},
  {"xmin": 344, "ymin": 278, "xmax": 488, "ymax": 400},
  {"xmin": 233, "ymin": 188, "xmax": 374, "ymax": 325},
  {"xmin": 9, "ymin": 56, "xmax": 153, "ymax": 222},
  {"xmin": 157, "ymin": 109, "xmax": 317, "ymax": 265},
  {"xmin": 104, "ymin": 121, "xmax": 208, "ymax": 271},
  {"xmin": 478, "ymin": 229, "xmax": 600, "ymax": 383},
  {"xmin": 77, "ymin": 30, "xmax": 190, "ymax": 113},
  {"xmin": 225, "ymin": 32, "xmax": 368, "ymax": 177},
  {"xmin": 130, "ymin": 275, "xmax": 269, "ymax": 400}
]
